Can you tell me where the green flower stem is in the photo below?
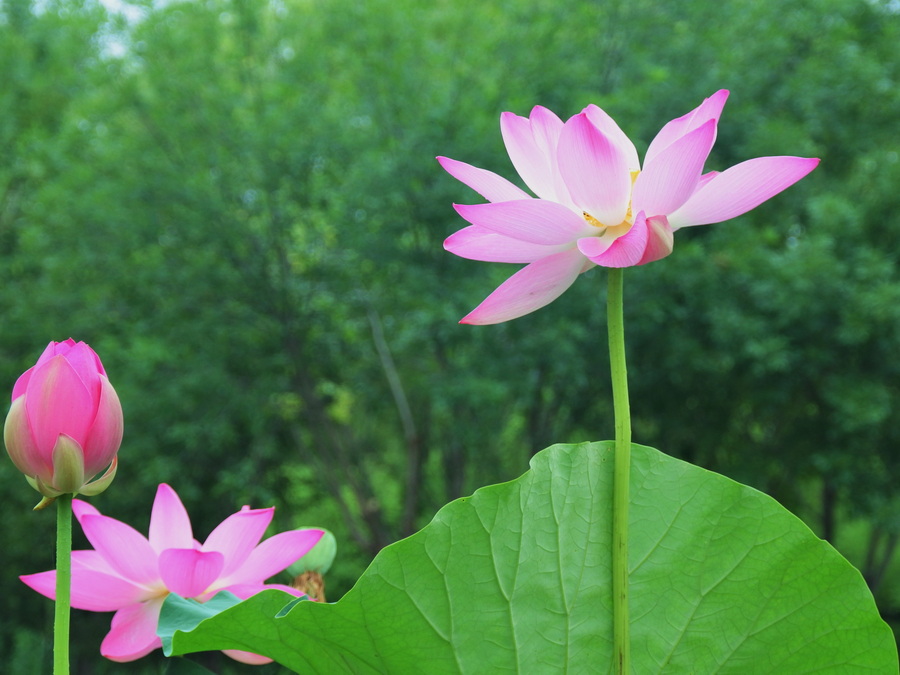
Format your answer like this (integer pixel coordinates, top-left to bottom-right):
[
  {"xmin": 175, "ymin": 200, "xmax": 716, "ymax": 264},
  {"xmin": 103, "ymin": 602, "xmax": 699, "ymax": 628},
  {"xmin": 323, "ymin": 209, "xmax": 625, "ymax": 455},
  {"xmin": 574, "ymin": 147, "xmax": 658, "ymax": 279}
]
[
  {"xmin": 607, "ymin": 268, "xmax": 631, "ymax": 674},
  {"xmin": 54, "ymin": 494, "xmax": 72, "ymax": 675}
]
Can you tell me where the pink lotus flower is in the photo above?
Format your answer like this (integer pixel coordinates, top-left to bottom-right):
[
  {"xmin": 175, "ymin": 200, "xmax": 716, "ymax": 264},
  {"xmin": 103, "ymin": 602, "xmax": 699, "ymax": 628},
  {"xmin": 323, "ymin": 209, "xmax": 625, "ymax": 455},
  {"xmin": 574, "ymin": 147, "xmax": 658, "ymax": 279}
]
[
  {"xmin": 4, "ymin": 339, "xmax": 123, "ymax": 500},
  {"xmin": 21, "ymin": 483, "xmax": 324, "ymax": 664},
  {"xmin": 438, "ymin": 90, "xmax": 820, "ymax": 324}
]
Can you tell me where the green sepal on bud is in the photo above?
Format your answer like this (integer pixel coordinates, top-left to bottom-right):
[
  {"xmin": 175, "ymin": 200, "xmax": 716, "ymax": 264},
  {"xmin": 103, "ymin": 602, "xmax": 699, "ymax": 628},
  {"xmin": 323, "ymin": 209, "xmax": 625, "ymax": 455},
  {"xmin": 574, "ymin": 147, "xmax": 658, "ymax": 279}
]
[{"xmin": 24, "ymin": 450, "xmax": 117, "ymax": 510}]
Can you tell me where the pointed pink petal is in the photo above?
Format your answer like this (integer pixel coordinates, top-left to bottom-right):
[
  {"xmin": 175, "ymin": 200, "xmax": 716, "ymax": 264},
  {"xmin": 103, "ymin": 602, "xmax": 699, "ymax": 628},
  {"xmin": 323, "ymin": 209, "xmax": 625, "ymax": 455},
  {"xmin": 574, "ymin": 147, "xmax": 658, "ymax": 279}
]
[
  {"xmin": 500, "ymin": 107, "xmax": 564, "ymax": 200},
  {"xmin": 72, "ymin": 549, "xmax": 117, "ymax": 573},
  {"xmin": 81, "ymin": 376, "xmax": 123, "ymax": 475},
  {"xmin": 72, "ymin": 498, "xmax": 101, "ymax": 521},
  {"xmin": 460, "ymin": 247, "xmax": 588, "ymax": 325},
  {"xmin": 585, "ymin": 212, "xmax": 651, "ymax": 268},
  {"xmin": 59, "ymin": 342, "xmax": 104, "ymax": 400},
  {"xmin": 21, "ymin": 567, "xmax": 149, "ymax": 611},
  {"xmin": 453, "ymin": 200, "xmax": 592, "ymax": 245},
  {"xmin": 645, "ymin": 90, "xmax": 729, "ymax": 164},
  {"xmin": 444, "ymin": 225, "xmax": 570, "ymax": 263},
  {"xmin": 557, "ymin": 112, "xmax": 632, "ymax": 226},
  {"xmin": 632, "ymin": 119, "xmax": 717, "ymax": 216},
  {"xmin": 212, "ymin": 582, "xmax": 302, "ymax": 600},
  {"xmin": 101, "ymin": 599, "xmax": 165, "ymax": 662},
  {"xmin": 638, "ymin": 216, "xmax": 675, "ymax": 265},
  {"xmin": 437, "ymin": 157, "xmax": 530, "ymax": 203},
  {"xmin": 25, "ymin": 355, "xmax": 94, "ymax": 454},
  {"xmin": 20, "ymin": 570, "xmax": 58, "ymax": 601},
  {"xmin": 582, "ymin": 104, "xmax": 640, "ymax": 171},
  {"xmin": 158, "ymin": 548, "xmax": 225, "ymax": 598},
  {"xmin": 202, "ymin": 507, "xmax": 274, "ymax": 576},
  {"xmin": 668, "ymin": 156, "xmax": 820, "ymax": 228},
  {"xmin": 148, "ymin": 484, "xmax": 194, "ymax": 553},
  {"xmin": 11, "ymin": 366, "xmax": 34, "ymax": 402},
  {"xmin": 79, "ymin": 514, "xmax": 160, "ymax": 584},
  {"xmin": 218, "ymin": 529, "xmax": 323, "ymax": 587},
  {"xmin": 223, "ymin": 649, "xmax": 274, "ymax": 665}
]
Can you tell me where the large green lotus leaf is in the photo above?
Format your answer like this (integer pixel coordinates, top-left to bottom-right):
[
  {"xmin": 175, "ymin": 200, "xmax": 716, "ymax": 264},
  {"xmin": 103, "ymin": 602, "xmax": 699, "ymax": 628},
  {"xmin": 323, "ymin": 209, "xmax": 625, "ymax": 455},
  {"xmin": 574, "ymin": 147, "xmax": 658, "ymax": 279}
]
[{"xmin": 163, "ymin": 442, "xmax": 897, "ymax": 672}]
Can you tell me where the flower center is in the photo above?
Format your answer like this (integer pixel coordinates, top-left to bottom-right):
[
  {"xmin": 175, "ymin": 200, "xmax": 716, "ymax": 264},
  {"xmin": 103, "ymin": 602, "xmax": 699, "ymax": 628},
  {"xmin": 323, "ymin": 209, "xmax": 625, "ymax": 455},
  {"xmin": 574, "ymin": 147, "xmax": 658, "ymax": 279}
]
[{"xmin": 581, "ymin": 170, "xmax": 640, "ymax": 232}]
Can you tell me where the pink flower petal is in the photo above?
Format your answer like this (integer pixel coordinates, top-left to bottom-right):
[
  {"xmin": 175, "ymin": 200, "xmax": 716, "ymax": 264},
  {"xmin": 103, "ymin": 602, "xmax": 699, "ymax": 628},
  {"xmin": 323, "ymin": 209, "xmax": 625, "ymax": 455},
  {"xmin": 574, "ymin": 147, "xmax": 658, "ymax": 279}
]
[
  {"xmin": 585, "ymin": 212, "xmax": 651, "ymax": 268},
  {"xmin": 148, "ymin": 484, "xmax": 194, "ymax": 553},
  {"xmin": 212, "ymin": 582, "xmax": 302, "ymax": 600},
  {"xmin": 158, "ymin": 548, "xmax": 225, "ymax": 598},
  {"xmin": 20, "ymin": 567, "xmax": 150, "ymax": 611},
  {"xmin": 101, "ymin": 599, "xmax": 165, "ymax": 662},
  {"xmin": 437, "ymin": 157, "xmax": 530, "ymax": 203},
  {"xmin": 453, "ymin": 200, "xmax": 593, "ymax": 246},
  {"xmin": 582, "ymin": 104, "xmax": 640, "ymax": 172},
  {"xmin": 632, "ymin": 119, "xmax": 717, "ymax": 217},
  {"xmin": 638, "ymin": 216, "xmax": 675, "ymax": 265},
  {"xmin": 500, "ymin": 107, "xmax": 564, "ymax": 200},
  {"xmin": 25, "ymin": 354, "xmax": 94, "ymax": 455},
  {"xmin": 72, "ymin": 549, "xmax": 113, "ymax": 569},
  {"xmin": 223, "ymin": 649, "xmax": 274, "ymax": 665},
  {"xmin": 444, "ymin": 225, "xmax": 570, "ymax": 263},
  {"xmin": 668, "ymin": 156, "xmax": 821, "ymax": 229},
  {"xmin": 202, "ymin": 507, "xmax": 274, "ymax": 577},
  {"xmin": 645, "ymin": 89, "xmax": 729, "ymax": 165},
  {"xmin": 81, "ymin": 376, "xmax": 123, "ymax": 475},
  {"xmin": 79, "ymin": 513, "xmax": 161, "ymax": 585},
  {"xmin": 3, "ymin": 396, "xmax": 48, "ymax": 478},
  {"xmin": 557, "ymin": 112, "xmax": 632, "ymax": 226},
  {"xmin": 218, "ymin": 529, "xmax": 323, "ymax": 587},
  {"xmin": 460, "ymin": 247, "xmax": 588, "ymax": 325},
  {"xmin": 11, "ymin": 366, "xmax": 33, "ymax": 402},
  {"xmin": 72, "ymin": 499, "xmax": 101, "ymax": 521},
  {"xmin": 59, "ymin": 342, "xmax": 105, "ymax": 401}
]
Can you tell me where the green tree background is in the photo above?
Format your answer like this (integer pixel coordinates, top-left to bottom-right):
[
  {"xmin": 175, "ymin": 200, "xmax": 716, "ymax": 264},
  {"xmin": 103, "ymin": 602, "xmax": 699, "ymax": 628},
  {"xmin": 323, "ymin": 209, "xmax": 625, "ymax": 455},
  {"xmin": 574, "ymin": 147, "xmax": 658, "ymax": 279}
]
[{"xmin": 0, "ymin": 0, "xmax": 897, "ymax": 671}]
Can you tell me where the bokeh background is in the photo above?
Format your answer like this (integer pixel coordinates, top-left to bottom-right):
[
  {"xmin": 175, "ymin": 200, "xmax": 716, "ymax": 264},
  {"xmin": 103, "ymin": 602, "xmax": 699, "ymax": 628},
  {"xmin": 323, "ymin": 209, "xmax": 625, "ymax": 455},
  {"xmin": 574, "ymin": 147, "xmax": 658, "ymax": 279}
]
[{"xmin": 1, "ymin": 0, "xmax": 898, "ymax": 671}]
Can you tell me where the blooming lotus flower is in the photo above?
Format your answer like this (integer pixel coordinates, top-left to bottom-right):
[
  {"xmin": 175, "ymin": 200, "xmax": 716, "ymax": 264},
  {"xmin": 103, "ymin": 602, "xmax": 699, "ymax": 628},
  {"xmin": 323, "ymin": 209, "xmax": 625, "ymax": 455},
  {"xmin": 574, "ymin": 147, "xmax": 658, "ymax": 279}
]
[
  {"xmin": 438, "ymin": 90, "xmax": 820, "ymax": 324},
  {"xmin": 4, "ymin": 339, "xmax": 123, "ymax": 502},
  {"xmin": 21, "ymin": 483, "xmax": 324, "ymax": 664}
]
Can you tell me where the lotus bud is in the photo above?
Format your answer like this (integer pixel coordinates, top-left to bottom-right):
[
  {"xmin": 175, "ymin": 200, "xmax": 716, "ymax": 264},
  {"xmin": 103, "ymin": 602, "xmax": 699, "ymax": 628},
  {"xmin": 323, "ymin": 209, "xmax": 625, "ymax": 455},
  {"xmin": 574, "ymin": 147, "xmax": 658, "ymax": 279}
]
[{"xmin": 4, "ymin": 339, "xmax": 123, "ymax": 507}]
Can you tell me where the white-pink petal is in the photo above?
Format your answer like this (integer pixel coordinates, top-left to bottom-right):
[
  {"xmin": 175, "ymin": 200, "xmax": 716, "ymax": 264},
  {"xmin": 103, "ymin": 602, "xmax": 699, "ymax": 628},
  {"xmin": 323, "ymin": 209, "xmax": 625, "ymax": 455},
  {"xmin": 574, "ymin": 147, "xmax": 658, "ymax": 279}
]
[
  {"xmin": 148, "ymin": 484, "xmax": 195, "ymax": 553},
  {"xmin": 557, "ymin": 112, "xmax": 632, "ymax": 226},
  {"xmin": 444, "ymin": 225, "xmax": 570, "ymax": 263},
  {"xmin": 159, "ymin": 548, "xmax": 225, "ymax": 598},
  {"xmin": 202, "ymin": 507, "xmax": 274, "ymax": 577},
  {"xmin": 582, "ymin": 104, "xmax": 640, "ymax": 172},
  {"xmin": 79, "ymin": 514, "xmax": 161, "ymax": 585},
  {"xmin": 453, "ymin": 200, "xmax": 593, "ymax": 246},
  {"xmin": 645, "ymin": 89, "xmax": 729, "ymax": 164},
  {"xmin": 101, "ymin": 599, "xmax": 165, "ymax": 662},
  {"xmin": 436, "ymin": 156, "xmax": 530, "ymax": 203},
  {"xmin": 460, "ymin": 247, "xmax": 588, "ymax": 325},
  {"xmin": 500, "ymin": 108, "xmax": 563, "ymax": 201},
  {"xmin": 632, "ymin": 119, "xmax": 717, "ymax": 217},
  {"xmin": 668, "ymin": 156, "xmax": 821, "ymax": 229}
]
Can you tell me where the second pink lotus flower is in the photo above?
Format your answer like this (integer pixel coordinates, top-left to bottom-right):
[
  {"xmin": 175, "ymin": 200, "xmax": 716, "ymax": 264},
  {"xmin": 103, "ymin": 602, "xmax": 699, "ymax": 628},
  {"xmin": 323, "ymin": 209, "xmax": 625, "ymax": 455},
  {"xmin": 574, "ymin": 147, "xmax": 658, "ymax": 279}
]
[
  {"xmin": 21, "ymin": 483, "xmax": 324, "ymax": 664},
  {"xmin": 439, "ymin": 90, "xmax": 819, "ymax": 324}
]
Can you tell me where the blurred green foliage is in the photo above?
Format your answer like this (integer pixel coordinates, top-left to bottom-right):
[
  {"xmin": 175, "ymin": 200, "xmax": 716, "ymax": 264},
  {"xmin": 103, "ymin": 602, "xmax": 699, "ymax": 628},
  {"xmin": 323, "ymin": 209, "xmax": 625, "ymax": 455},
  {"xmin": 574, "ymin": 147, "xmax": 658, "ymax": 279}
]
[{"xmin": 0, "ymin": 0, "xmax": 897, "ymax": 671}]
